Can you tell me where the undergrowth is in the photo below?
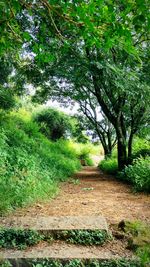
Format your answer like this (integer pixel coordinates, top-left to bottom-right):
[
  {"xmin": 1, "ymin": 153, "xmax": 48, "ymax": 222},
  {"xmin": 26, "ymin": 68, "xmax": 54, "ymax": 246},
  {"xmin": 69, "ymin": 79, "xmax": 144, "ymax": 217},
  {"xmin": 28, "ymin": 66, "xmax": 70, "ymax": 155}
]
[
  {"xmin": 120, "ymin": 157, "xmax": 150, "ymax": 192},
  {"xmin": 99, "ymin": 138, "xmax": 150, "ymax": 192},
  {"xmin": 125, "ymin": 221, "xmax": 150, "ymax": 266},
  {"xmin": 99, "ymin": 158, "xmax": 118, "ymax": 175},
  {"xmin": 0, "ymin": 229, "xmax": 43, "ymax": 250},
  {"xmin": 0, "ymin": 110, "xmax": 81, "ymax": 215},
  {"xmin": 55, "ymin": 230, "xmax": 110, "ymax": 245},
  {"xmin": 0, "ymin": 229, "xmax": 109, "ymax": 249},
  {"xmin": 30, "ymin": 258, "xmax": 140, "ymax": 267},
  {"xmin": 0, "ymin": 259, "xmax": 141, "ymax": 267}
]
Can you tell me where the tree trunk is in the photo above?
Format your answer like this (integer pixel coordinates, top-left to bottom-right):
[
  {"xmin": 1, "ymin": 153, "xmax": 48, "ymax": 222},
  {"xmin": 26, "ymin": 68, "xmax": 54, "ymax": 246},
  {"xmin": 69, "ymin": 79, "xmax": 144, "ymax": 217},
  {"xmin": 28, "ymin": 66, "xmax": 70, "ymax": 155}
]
[
  {"xmin": 128, "ymin": 132, "xmax": 134, "ymax": 164},
  {"xmin": 117, "ymin": 137, "xmax": 127, "ymax": 171},
  {"xmin": 99, "ymin": 133, "xmax": 112, "ymax": 159},
  {"xmin": 104, "ymin": 146, "xmax": 112, "ymax": 159}
]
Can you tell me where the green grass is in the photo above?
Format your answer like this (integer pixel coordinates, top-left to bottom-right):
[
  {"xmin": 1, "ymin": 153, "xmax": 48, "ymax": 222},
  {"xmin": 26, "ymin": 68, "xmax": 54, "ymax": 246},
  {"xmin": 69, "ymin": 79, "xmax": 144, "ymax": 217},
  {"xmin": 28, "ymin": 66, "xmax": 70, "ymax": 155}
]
[
  {"xmin": 122, "ymin": 221, "xmax": 150, "ymax": 267},
  {"xmin": 0, "ymin": 111, "xmax": 81, "ymax": 215}
]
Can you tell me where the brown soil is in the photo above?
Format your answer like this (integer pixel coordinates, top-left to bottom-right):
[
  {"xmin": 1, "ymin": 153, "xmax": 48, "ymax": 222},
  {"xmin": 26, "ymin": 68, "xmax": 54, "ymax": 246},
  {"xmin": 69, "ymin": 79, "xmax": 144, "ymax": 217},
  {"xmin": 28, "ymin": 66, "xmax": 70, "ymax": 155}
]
[{"xmin": 3, "ymin": 167, "xmax": 150, "ymax": 224}]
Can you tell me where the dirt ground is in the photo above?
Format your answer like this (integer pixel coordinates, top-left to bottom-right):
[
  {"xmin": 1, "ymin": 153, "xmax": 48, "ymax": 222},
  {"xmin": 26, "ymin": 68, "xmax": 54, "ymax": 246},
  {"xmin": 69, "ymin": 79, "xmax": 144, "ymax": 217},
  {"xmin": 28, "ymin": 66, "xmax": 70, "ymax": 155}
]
[{"xmin": 3, "ymin": 166, "xmax": 150, "ymax": 225}]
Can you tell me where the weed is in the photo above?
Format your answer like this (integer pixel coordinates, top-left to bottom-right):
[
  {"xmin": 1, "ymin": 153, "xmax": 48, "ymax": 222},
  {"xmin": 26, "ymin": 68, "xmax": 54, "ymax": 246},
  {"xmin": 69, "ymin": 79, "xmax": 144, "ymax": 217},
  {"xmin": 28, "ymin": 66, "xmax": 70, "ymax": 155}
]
[
  {"xmin": 82, "ymin": 187, "xmax": 94, "ymax": 191},
  {"xmin": 0, "ymin": 261, "xmax": 12, "ymax": 267},
  {"xmin": 0, "ymin": 229, "xmax": 43, "ymax": 249},
  {"xmin": 56, "ymin": 230, "xmax": 110, "ymax": 245},
  {"xmin": 69, "ymin": 179, "xmax": 80, "ymax": 185},
  {"xmin": 136, "ymin": 245, "xmax": 150, "ymax": 267},
  {"xmin": 31, "ymin": 259, "xmax": 140, "ymax": 267}
]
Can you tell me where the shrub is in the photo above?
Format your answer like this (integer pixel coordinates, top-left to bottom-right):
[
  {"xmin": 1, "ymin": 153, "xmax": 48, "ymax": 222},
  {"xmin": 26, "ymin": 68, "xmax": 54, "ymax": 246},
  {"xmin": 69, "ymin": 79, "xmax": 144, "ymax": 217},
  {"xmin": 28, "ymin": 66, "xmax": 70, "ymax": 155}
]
[
  {"xmin": 121, "ymin": 157, "xmax": 150, "ymax": 192},
  {"xmin": 99, "ymin": 158, "xmax": 118, "ymax": 175},
  {"xmin": 0, "ymin": 87, "xmax": 15, "ymax": 110},
  {"xmin": 132, "ymin": 137, "xmax": 150, "ymax": 160}
]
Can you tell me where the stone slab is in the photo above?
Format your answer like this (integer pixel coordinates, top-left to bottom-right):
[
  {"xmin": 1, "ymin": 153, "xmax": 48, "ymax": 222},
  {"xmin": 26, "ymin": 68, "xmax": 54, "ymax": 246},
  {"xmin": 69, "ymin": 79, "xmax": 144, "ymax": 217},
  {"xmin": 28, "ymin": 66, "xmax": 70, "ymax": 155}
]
[
  {"xmin": 0, "ymin": 241, "xmax": 135, "ymax": 260},
  {"xmin": 0, "ymin": 216, "xmax": 108, "ymax": 231}
]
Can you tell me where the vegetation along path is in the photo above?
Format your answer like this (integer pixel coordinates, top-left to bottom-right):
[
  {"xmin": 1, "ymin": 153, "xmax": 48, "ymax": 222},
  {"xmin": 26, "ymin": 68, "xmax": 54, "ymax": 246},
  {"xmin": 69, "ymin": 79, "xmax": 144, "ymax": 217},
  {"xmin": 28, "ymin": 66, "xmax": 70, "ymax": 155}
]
[{"xmin": 1, "ymin": 166, "xmax": 149, "ymax": 225}]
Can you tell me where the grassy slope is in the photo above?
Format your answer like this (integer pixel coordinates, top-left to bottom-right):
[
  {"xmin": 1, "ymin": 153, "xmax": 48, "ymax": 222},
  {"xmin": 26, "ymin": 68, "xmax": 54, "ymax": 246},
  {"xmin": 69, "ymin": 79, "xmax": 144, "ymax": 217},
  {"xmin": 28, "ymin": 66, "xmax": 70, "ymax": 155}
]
[{"xmin": 0, "ymin": 111, "xmax": 81, "ymax": 215}]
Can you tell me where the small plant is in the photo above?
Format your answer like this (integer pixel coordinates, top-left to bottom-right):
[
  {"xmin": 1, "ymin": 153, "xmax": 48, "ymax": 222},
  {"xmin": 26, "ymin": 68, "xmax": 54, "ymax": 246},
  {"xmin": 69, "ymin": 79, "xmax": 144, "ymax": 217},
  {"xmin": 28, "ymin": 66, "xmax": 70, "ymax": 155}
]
[
  {"xmin": 82, "ymin": 187, "xmax": 94, "ymax": 191},
  {"xmin": 0, "ymin": 261, "xmax": 12, "ymax": 267},
  {"xmin": 69, "ymin": 178, "xmax": 80, "ymax": 185},
  {"xmin": 118, "ymin": 221, "xmax": 150, "ymax": 266},
  {"xmin": 32, "ymin": 259, "xmax": 63, "ymax": 267},
  {"xmin": 0, "ymin": 228, "xmax": 43, "ymax": 249},
  {"xmin": 56, "ymin": 230, "xmax": 110, "ymax": 245},
  {"xmin": 136, "ymin": 245, "xmax": 150, "ymax": 267}
]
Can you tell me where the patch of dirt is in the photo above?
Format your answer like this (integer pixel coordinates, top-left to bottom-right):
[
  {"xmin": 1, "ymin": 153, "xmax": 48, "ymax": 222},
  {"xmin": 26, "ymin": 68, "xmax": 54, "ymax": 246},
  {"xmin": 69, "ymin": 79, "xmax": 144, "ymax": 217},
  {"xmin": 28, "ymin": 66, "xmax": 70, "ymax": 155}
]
[{"xmin": 2, "ymin": 167, "xmax": 150, "ymax": 224}]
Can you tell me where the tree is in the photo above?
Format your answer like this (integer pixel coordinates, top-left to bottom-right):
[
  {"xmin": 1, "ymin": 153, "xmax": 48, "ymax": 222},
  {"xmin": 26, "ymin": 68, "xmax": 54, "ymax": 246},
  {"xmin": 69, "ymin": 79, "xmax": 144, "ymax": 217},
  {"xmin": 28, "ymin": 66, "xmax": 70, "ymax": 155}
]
[
  {"xmin": 0, "ymin": 55, "xmax": 16, "ymax": 111},
  {"xmin": 31, "ymin": 41, "xmax": 150, "ymax": 170},
  {"xmin": 1, "ymin": 0, "xmax": 150, "ymax": 170},
  {"xmin": 34, "ymin": 107, "xmax": 73, "ymax": 141},
  {"xmin": 77, "ymin": 100, "xmax": 116, "ymax": 158}
]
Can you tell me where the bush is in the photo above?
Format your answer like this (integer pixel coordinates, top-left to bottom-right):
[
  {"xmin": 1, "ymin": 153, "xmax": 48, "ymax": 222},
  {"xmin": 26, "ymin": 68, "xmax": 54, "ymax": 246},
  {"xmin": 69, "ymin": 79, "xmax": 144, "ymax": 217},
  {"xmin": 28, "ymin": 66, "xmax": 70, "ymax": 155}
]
[
  {"xmin": 0, "ymin": 87, "xmax": 15, "ymax": 110},
  {"xmin": 122, "ymin": 156, "xmax": 150, "ymax": 192},
  {"xmin": 0, "ymin": 112, "xmax": 81, "ymax": 214},
  {"xmin": 132, "ymin": 137, "xmax": 150, "ymax": 160},
  {"xmin": 99, "ymin": 158, "xmax": 118, "ymax": 175},
  {"xmin": 34, "ymin": 108, "xmax": 72, "ymax": 141}
]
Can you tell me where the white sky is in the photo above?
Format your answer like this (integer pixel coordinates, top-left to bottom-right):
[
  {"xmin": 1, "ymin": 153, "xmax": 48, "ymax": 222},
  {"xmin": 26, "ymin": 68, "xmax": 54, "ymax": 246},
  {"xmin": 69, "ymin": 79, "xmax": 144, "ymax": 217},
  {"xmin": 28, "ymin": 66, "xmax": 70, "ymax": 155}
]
[{"xmin": 46, "ymin": 100, "xmax": 79, "ymax": 115}]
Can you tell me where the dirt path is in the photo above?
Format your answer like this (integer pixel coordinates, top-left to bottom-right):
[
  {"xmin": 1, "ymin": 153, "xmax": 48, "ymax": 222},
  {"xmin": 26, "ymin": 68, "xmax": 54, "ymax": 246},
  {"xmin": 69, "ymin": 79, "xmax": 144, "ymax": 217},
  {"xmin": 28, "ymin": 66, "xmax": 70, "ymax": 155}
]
[{"xmin": 2, "ymin": 166, "xmax": 150, "ymax": 225}]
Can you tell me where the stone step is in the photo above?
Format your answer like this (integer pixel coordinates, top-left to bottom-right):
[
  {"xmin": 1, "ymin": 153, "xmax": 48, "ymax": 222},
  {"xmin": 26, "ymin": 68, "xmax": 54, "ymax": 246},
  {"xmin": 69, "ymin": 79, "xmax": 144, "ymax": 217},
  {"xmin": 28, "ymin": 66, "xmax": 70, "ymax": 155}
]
[
  {"xmin": 0, "ymin": 216, "xmax": 108, "ymax": 232},
  {"xmin": 0, "ymin": 241, "xmax": 136, "ymax": 267}
]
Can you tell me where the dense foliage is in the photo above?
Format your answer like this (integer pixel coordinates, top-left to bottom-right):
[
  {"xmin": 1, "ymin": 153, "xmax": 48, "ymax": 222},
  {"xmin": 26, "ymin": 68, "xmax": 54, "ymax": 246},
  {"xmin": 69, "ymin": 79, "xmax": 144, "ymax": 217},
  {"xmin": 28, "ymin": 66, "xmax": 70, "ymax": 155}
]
[
  {"xmin": 0, "ymin": 109, "xmax": 81, "ymax": 214},
  {"xmin": 0, "ymin": 229, "xmax": 43, "ymax": 250},
  {"xmin": 99, "ymin": 158, "xmax": 118, "ymax": 175},
  {"xmin": 99, "ymin": 138, "xmax": 150, "ymax": 192},
  {"xmin": 0, "ymin": 259, "xmax": 141, "ymax": 267},
  {"xmin": 56, "ymin": 230, "xmax": 109, "ymax": 246},
  {"xmin": 34, "ymin": 108, "xmax": 73, "ymax": 141},
  {"xmin": 122, "ymin": 157, "xmax": 150, "ymax": 192}
]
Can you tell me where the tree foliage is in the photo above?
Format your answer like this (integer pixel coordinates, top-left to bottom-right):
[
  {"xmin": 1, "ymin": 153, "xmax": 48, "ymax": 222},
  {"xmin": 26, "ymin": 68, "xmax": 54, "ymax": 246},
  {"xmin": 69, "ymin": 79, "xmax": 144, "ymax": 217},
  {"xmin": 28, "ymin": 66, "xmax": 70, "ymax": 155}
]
[
  {"xmin": 34, "ymin": 108, "xmax": 73, "ymax": 141},
  {"xmin": 0, "ymin": 0, "xmax": 150, "ymax": 170}
]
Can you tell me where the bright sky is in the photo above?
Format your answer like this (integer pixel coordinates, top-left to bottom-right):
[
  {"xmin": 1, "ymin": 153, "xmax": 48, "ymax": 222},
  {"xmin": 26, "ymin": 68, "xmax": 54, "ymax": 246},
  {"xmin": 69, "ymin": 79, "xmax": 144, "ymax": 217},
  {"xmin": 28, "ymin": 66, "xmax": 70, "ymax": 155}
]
[{"xmin": 46, "ymin": 100, "xmax": 79, "ymax": 115}]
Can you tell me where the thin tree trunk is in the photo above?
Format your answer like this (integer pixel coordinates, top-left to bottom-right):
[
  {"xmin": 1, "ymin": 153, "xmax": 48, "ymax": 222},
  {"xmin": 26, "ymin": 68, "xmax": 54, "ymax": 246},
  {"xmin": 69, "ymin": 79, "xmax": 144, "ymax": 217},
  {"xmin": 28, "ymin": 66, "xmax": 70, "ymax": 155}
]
[
  {"xmin": 117, "ymin": 137, "xmax": 127, "ymax": 171},
  {"xmin": 128, "ymin": 131, "xmax": 134, "ymax": 164}
]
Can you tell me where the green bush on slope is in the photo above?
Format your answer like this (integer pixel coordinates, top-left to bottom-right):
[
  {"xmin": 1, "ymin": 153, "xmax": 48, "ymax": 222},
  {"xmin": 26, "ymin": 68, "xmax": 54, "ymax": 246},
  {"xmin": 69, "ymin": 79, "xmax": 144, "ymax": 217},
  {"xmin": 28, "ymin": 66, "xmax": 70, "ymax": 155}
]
[
  {"xmin": 122, "ymin": 156, "xmax": 150, "ymax": 192},
  {"xmin": 0, "ymin": 114, "xmax": 81, "ymax": 215}
]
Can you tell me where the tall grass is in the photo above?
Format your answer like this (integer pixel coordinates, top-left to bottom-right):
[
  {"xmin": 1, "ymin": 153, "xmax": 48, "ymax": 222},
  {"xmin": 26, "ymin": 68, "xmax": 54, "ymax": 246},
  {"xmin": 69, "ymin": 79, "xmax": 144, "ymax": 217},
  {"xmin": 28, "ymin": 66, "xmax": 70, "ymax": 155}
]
[{"xmin": 0, "ymin": 111, "xmax": 81, "ymax": 215}]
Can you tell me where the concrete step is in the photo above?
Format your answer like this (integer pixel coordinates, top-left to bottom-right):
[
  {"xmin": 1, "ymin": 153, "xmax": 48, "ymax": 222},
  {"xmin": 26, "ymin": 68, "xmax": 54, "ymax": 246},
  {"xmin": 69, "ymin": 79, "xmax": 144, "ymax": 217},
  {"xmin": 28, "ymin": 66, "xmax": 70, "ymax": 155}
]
[
  {"xmin": 0, "ymin": 240, "xmax": 137, "ymax": 267},
  {"xmin": 0, "ymin": 216, "xmax": 108, "ymax": 232}
]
